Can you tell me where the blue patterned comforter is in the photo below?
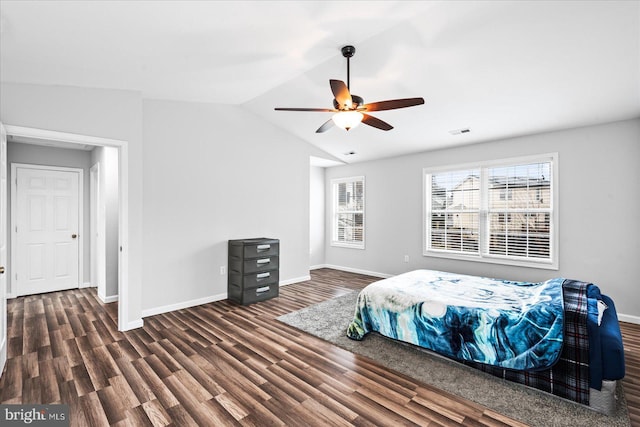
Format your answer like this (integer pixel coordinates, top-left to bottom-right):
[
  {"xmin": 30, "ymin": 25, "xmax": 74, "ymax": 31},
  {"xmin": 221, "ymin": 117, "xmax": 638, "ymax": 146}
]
[{"xmin": 346, "ymin": 270, "xmax": 565, "ymax": 371}]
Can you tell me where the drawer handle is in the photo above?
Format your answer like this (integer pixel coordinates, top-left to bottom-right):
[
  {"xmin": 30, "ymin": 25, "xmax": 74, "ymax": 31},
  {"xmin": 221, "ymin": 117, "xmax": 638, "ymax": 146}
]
[
  {"xmin": 256, "ymin": 286, "xmax": 270, "ymax": 293},
  {"xmin": 257, "ymin": 244, "xmax": 271, "ymax": 251},
  {"xmin": 256, "ymin": 272, "xmax": 270, "ymax": 279},
  {"xmin": 256, "ymin": 258, "xmax": 270, "ymax": 265}
]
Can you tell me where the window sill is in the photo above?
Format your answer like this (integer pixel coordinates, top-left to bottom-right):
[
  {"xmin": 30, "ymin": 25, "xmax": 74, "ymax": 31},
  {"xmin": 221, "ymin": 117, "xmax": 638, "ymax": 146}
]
[
  {"xmin": 423, "ymin": 250, "xmax": 558, "ymax": 270},
  {"xmin": 331, "ymin": 242, "xmax": 365, "ymax": 250}
]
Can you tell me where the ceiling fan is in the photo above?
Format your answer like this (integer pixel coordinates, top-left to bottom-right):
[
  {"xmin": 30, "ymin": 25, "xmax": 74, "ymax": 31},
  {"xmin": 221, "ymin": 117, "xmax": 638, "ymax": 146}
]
[{"xmin": 275, "ymin": 45, "xmax": 425, "ymax": 133}]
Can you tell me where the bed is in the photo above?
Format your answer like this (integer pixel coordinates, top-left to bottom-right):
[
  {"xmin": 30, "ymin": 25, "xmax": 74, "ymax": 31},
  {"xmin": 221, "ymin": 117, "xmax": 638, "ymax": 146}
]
[{"xmin": 346, "ymin": 269, "xmax": 626, "ymax": 415}]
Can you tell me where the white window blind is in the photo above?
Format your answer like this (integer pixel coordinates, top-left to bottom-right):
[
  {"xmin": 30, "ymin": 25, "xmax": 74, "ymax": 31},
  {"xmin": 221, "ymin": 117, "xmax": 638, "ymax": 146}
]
[
  {"xmin": 487, "ymin": 162, "xmax": 551, "ymax": 259},
  {"xmin": 424, "ymin": 155, "xmax": 557, "ymax": 269},
  {"xmin": 429, "ymin": 169, "xmax": 480, "ymax": 254},
  {"xmin": 332, "ymin": 176, "xmax": 365, "ymax": 248}
]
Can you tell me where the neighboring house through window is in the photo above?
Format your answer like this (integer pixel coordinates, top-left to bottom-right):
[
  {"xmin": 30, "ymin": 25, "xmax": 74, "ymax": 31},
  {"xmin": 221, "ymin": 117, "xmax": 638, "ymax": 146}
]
[
  {"xmin": 331, "ymin": 176, "xmax": 365, "ymax": 249},
  {"xmin": 424, "ymin": 154, "xmax": 558, "ymax": 269}
]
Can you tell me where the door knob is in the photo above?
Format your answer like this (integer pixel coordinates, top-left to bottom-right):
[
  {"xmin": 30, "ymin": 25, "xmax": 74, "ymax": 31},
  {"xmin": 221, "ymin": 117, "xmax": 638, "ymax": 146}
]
[
  {"xmin": 0, "ymin": 266, "xmax": 5, "ymax": 274},
  {"xmin": 72, "ymin": 234, "xmax": 78, "ymax": 239}
]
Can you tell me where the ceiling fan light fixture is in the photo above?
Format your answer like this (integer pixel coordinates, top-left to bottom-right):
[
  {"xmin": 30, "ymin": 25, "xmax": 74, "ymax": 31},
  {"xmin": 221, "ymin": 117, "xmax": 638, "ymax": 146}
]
[
  {"xmin": 274, "ymin": 44, "xmax": 424, "ymax": 133},
  {"xmin": 332, "ymin": 111, "xmax": 363, "ymax": 131}
]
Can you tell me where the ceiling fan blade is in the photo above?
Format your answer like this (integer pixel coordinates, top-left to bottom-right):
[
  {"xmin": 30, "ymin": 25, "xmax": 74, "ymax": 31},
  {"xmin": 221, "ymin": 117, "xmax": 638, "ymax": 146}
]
[
  {"xmin": 330, "ymin": 79, "xmax": 353, "ymax": 109},
  {"xmin": 362, "ymin": 114, "xmax": 393, "ymax": 131},
  {"xmin": 363, "ymin": 97, "xmax": 425, "ymax": 112},
  {"xmin": 274, "ymin": 107, "xmax": 336, "ymax": 112},
  {"xmin": 316, "ymin": 119, "xmax": 335, "ymax": 133}
]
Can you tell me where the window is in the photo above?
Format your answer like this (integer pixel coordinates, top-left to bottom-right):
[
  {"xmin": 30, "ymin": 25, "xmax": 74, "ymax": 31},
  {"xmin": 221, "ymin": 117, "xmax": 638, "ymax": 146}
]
[
  {"xmin": 424, "ymin": 154, "xmax": 557, "ymax": 269},
  {"xmin": 332, "ymin": 176, "xmax": 365, "ymax": 249}
]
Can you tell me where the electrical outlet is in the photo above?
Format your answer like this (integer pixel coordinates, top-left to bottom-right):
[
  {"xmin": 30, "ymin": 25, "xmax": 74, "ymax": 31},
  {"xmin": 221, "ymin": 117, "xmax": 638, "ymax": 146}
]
[
  {"xmin": 404, "ymin": 255, "xmax": 410, "ymax": 263},
  {"xmin": 220, "ymin": 266, "xmax": 226, "ymax": 275}
]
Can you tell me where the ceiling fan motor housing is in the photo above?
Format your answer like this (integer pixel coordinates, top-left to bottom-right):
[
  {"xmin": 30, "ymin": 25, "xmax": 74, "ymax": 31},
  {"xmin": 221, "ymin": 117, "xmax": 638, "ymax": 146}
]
[
  {"xmin": 333, "ymin": 94, "xmax": 363, "ymax": 109},
  {"xmin": 341, "ymin": 45, "xmax": 356, "ymax": 58}
]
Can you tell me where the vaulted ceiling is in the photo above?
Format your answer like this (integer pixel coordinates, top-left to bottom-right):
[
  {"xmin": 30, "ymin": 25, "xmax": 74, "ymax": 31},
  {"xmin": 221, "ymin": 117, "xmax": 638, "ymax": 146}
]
[{"xmin": 1, "ymin": 1, "xmax": 638, "ymax": 164}]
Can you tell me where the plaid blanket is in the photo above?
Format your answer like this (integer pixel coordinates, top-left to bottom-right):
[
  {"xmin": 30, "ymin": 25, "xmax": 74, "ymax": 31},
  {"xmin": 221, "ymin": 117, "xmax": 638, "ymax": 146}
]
[{"xmin": 463, "ymin": 279, "xmax": 591, "ymax": 405}]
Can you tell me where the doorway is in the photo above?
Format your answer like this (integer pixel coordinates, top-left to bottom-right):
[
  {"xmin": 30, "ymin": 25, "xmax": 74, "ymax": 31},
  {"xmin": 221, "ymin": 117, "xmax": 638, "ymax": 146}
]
[
  {"xmin": 0, "ymin": 124, "xmax": 7, "ymax": 375},
  {"xmin": 3, "ymin": 124, "xmax": 131, "ymax": 331},
  {"xmin": 11, "ymin": 164, "xmax": 82, "ymax": 296}
]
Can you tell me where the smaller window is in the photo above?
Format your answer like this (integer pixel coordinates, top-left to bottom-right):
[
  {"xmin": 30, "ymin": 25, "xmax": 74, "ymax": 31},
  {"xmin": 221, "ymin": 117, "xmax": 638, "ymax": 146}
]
[{"xmin": 331, "ymin": 176, "xmax": 365, "ymax": 249}]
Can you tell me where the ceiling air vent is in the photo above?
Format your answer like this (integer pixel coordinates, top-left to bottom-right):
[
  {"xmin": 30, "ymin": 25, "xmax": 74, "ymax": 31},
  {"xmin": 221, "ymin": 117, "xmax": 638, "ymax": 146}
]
[{"xmin": 449, "ymin": 128, "xmax": 471, "ymax": 135}]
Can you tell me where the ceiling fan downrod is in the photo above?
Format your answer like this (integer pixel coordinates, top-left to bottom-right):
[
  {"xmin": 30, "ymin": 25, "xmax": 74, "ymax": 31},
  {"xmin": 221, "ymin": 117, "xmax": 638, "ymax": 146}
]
[{"xmin": 341, "ymin": 45, "xmax": 356, "ymax": 91}]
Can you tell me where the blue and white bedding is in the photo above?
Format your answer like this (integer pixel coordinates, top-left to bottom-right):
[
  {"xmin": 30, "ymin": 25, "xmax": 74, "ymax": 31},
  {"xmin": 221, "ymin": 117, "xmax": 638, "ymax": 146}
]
[
  {"xmin": 346, "ymin": 270, "xmax": 565, "ymax": 371},
  {"xmin": 346, "ymin": 269, "xmax": 626, "ymax": 409},
  {"xmin": 469, "ymin": 278, "xmax": 625, "ymax": 407}
]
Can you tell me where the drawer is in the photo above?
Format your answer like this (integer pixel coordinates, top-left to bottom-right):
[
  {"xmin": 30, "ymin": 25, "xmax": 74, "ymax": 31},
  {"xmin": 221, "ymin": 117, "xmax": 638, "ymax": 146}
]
[
  {"xmin": 230, "ymin": 270, "xmax": 279, "ymax": 289},
  {"xmin": 242, "ymin": 242, "xmax": 279, "ymax": 258},
  {"xmin": 229, "ymin": 255, "xmax": 279, "ymax": 275},
  {"xmin": 242, "ymin": 256, "xmax": 279, "ymax": 274},
  {"xmin": 228, "ymin": 282, "xmax": 279, "ymax": 305},
  {"xmin": 228, "ymin": 238, "xmax": 279, "ymax": 259}
]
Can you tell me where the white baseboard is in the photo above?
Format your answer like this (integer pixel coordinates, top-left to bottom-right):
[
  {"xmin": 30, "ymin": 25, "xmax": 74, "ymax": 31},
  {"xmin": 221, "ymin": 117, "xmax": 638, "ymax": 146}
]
[
  {"xmin": 322, "ymin": 264, "xmax": 392, "ymax": 279},
  {"xmin": 142, "ymin": 292, "xmax": 227, "ymax": 318},
  {"xmin": 279, "ymin": 275, "xmax": 311, "ymax": 286},
  {"xmin": 98, "ymin": 294, "xmax": 118, "ymax": 304},
  {"xmin": 125, "ymin": 319, "xmax": 144, "ymax": 331},
  {"xmin": 80, "ymin": 282, "xmax": 94, "ymax": 289},
  {"xmin": 309, "ymin": 264, "xmax": 326, "ymax": 270},
  {"xmin": 618, "ymin": 313, "xmax": 640, "ymax": 325},
  {"xmin": 140, "ymin": 275, "xmax": 311, "ymax": 319}
]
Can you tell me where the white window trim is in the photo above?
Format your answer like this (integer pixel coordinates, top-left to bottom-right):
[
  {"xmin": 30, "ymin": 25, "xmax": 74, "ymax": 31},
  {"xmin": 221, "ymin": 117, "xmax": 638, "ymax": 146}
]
[
  {"xmin": 423, "ymin": 153, "xmax": 559, "ymax": 270},
  {"xmin": 331, "ymin": 176, "xmax": 365, "ymax": 249}
]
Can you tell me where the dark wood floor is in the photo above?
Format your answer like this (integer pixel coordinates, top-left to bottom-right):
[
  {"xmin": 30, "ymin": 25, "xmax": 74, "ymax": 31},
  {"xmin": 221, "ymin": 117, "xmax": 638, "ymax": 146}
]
[{"xmin": 0, "ymin": 268, "xmax": 638, "ymax": 426}]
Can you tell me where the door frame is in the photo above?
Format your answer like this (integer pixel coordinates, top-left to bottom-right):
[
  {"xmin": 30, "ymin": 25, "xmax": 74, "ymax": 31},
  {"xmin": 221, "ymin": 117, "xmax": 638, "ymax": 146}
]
[
  {"xmin": 90, "ymin": 162, "xmax": 108, "ymax": 302},
  {"xmin": 0, "ymin": 123, "xmax": 8, "ymax": 375},
  {"xmin": 4, "ymin": 125, "xmax": 133, "ymax": 331},
  {"xmin": 11, "ymin": 163, "xmax": 84, "ymax": 297}
]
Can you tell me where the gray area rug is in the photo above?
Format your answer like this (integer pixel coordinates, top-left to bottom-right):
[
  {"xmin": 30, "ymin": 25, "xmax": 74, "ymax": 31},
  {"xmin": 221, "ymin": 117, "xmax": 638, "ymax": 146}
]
[{"xmin": 277, "ymin": 291, "xmax": 630, "ymax": 427}]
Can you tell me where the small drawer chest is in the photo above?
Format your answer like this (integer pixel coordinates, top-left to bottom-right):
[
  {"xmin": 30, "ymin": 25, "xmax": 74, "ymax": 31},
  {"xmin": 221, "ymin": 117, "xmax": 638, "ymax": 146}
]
[{"xmin": 228, "ymin": 238, "xmax": 279, "ymax": 305}]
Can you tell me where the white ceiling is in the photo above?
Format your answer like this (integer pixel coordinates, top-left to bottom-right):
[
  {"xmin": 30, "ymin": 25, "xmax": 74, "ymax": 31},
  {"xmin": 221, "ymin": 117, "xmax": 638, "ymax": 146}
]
[{"xmin": 1, "ymin": 1, "xmax": 638, "ymax": 164}]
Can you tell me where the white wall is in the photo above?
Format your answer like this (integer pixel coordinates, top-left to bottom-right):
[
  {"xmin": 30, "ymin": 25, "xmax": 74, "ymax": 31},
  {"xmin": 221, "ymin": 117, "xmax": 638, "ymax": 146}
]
[
  {"xmin": 1, "ymin": 82, "xmax": 319, "ymax": 324},
  {"xmin": 141, "ymin": 99, "xmax": 312, "ymax": 312},
  {"xmin": 91, "ymin": 146, "xmax": 119, "ymax": 299},
  {"xmin": 310, "ymin": 165, "xmax": 325, "ymax": 267},
  {"xmin": 103, "ymin": 147, "xmax": 119, "ymax": 299},
  {"xmin": 325, "ymin": 119, "xmax": 640, "ymax": 320},
  {"xmin": 0, "ymin": 82, "xmax": 144, "ymax": 327},
  {"xmin": 6, "ymin": 142, "xmax": 92, "ymax": 292}
]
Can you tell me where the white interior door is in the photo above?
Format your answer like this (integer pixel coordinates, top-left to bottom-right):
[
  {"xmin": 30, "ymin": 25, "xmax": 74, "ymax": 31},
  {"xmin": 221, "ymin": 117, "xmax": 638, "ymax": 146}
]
[
  {"xmin": 14, "ymin": 165, "xmax": 81, "ymax": 296},
  {"xmin": 0, "ymin": 123, "xmax": 8, "ymax": 373}
]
